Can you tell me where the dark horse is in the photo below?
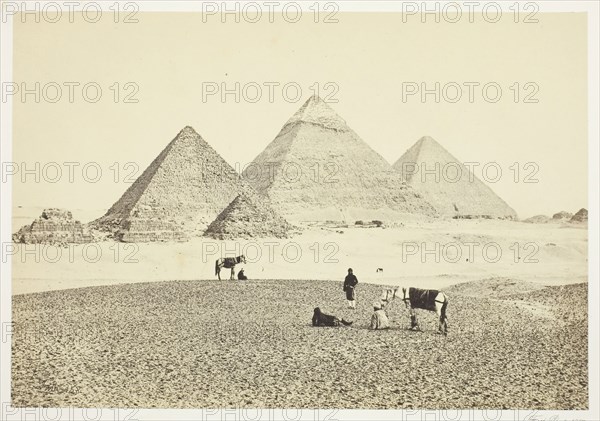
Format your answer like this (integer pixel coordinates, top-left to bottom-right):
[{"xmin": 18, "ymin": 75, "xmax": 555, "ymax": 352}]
[{"xmin": 215, "ymin": 255, "xmax": 246, "ymax": 280}]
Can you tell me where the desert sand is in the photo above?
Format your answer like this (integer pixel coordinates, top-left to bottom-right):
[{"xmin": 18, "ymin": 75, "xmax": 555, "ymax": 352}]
[
  {"xmin": 12, "ymin": 279, "xmax": 587, "ymax": 409},
  {"xmin": 11, "ymin": 216, "xmax": 587, "ymax": 295},
  {"xmin": 10, "ymin": 207, "xmax": 588, "ymax": 409}
]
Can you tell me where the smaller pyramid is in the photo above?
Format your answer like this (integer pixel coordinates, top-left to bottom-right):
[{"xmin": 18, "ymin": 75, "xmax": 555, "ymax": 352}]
[
  {"xmin": 393, "ymin": 136, "xmax": 517, "ymax": 219},
  {"xmin": 204, "ymin": 194, "xmax": 294, "ymax": 240}
]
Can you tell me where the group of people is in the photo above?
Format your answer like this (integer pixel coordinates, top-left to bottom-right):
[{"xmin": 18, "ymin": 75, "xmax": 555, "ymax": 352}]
[{"xmin": 312, "ymin": 268, "xmax": 391, "ymax": 330}]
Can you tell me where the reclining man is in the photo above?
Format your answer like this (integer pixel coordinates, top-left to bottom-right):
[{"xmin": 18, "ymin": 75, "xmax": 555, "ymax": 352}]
[{"xmin": 312, "ymin": 307, "xmax": 353, "ymax": 327}]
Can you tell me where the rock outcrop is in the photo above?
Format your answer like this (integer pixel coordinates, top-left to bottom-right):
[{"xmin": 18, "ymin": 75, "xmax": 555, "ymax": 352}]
[
  {"xmin": 552, "ymin": 211, "xmax": 573, "ymax": 220},
  {"xmin": 570, "ymin": 208, "xmax": 588, "ymax": 223},
  {"xmin": 522, "ymin": 209, "xmax": 587, "ymax": 225},
  {"xmin": 522, "ymin": 215, "xmax": 551, "ymax": 224}
]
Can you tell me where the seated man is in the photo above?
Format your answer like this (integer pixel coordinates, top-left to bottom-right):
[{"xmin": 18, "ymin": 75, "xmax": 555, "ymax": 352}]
[
  {"xmin": 370, "ymin": 302, "xmax": 390, "ymax": 330},
  {"xmin": 237, "ymin": 269, "xmax": 248, "ymax": 280},
  {"xmin": 312, "ymin": 307, "xmax": 353, "ymax": 327}
]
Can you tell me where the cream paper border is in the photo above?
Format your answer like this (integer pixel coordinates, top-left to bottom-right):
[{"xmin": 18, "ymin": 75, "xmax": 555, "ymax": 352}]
[{"xmin": 0, "ymin": 1, "xmax": 597, "ymax": 420}]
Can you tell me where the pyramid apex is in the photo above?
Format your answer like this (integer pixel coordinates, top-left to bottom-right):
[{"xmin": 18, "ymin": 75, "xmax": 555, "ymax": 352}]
[
  {"xmin": 284, "ymin": 96, "xmax": 347, "ymax": 131},
  {"xmin": 409, "ymin": 136, "xmax": 446, "ymax": 156},
  {"xmin": 224, "ymin": 193, "xmax": 260, "ymax": 211},
  {"xmin": 230, "ymin": 194, "xmax": 245, "ymax": 203},
  {"xmin": 168, "ymin": 126, "xmax": 207, "ymax": 149},
  {"xmin": 417, "ymin": 135, "xmax": 439, "ymax": 144},
  {"xmin": 180, "ymin": 125, "xmax": 199, "ymax": 136},
  {"xmin": 303, "ymin": 94, "xmax": 325, "ymax": 106}
]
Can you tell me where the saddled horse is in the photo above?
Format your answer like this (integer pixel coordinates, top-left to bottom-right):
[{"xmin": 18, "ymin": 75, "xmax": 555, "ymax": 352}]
[
  {"xmin": 215, "ymin": 255, "xmax": 246, "ymax": 280},
  {"xmin": 380, "ymin": 286, "xmax": 448, "ymax": 335}
]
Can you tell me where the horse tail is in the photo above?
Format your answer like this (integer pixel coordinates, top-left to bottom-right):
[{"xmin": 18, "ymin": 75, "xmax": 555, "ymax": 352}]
[
  {"xmin": 441, "ymin": 294, "xmax": 448, "ymax": 322},
  {"xmin": 215, "ymin": 259, "xmax": 219, "ymax": 275},
  {"xmin": 341, "ymin": 319, "xmax": 353, "ymax": 326}
]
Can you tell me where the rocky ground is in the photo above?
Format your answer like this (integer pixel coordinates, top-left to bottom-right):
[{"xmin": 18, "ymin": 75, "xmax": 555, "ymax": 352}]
[
  {"xmin": 521, "ymin": 208, "xmax": 588, "ymax": 225},
  {"xmin": 12, "ymin": 279, "xmax": 587, "ymax": 409}
]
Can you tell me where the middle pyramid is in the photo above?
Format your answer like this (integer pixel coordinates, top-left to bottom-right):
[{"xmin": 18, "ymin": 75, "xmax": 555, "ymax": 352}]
[{"xmin": 243, "ymin": 96, "xmax": 436, "ymax": 222}]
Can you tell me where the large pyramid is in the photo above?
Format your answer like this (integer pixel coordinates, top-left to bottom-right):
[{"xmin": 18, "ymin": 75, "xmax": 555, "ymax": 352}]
[
  {"xmin": 243, "ymin": 96, "xmax": 436, "ymax": 222},
  {"xmin": 204, "ymin": 194, "xmax": 294, "ymax": 240},
  {"xmin": 393, "ymin": 136, "xmax": 517, "ymax": 219},
  {"xmin": 92, "ymin": 126, "xmax": 255, "ymax": 242}
]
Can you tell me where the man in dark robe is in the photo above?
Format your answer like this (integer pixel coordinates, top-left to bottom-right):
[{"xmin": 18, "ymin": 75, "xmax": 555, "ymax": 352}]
[{"xmin": 343, "ymin": 268, "xmax": 358, "ymax": 309}]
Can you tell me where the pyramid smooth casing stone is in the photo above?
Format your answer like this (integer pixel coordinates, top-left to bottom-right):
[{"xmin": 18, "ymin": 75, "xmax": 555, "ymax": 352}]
[{"xmin": 393, "ymin": 136, "xmax": 517, "ymax": 219}]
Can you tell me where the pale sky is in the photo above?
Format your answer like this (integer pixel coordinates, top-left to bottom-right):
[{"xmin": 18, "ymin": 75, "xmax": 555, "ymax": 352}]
[{"xmin": 11, "ymin": 11, "xmax": 588, "ymax": 219}]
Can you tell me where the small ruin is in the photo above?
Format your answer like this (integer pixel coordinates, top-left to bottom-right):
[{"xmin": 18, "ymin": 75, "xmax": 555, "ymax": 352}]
[{"xmin": 13, "ymin": 208, "xmax": 94, "ymax": 245}]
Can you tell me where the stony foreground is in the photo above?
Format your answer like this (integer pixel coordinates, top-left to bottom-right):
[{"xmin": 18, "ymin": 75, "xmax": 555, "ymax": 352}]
[{"xmin": 12, "ymin": 279, "xmax": 587, "ymax": 409}]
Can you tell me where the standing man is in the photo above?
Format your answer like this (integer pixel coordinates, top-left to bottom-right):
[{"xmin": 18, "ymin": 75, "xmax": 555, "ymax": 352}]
[{"xmin": 343, "ymin": 268, "xmax": 358, "ymax": 309}]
